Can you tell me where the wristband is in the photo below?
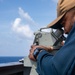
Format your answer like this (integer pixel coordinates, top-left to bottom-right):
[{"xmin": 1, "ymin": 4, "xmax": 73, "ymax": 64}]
[{"xmin": 33, "ymin": 48, "xmax": 43, "ymax": 60}]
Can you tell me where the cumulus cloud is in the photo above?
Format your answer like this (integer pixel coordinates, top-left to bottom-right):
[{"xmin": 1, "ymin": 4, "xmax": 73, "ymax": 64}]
[
  {"xmin": 12, "ymin": 18, "xmax": 33, "ymax": 39},
  {"xmin": 11, "ymin": 7, "xmax": 38, "ymax": 40},
  {"xmin": 19, "ymin": 7, "xmax": 35, "ymax": 25}
]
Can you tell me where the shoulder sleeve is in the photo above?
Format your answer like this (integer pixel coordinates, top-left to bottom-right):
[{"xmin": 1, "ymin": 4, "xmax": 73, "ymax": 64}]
[{"xmin": 36, "ymin": 50, "xmax": 57, "ymax": 75}]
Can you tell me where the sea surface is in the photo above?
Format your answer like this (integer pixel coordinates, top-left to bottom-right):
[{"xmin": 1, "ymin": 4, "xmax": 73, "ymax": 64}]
[{"xmin": 0, "ymin": 56, "xmax": 24, "ymax": 63}]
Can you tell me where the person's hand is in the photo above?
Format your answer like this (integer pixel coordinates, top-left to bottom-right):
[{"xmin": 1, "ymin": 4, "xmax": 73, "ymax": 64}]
[
  {"xmin": 28, "ymin": 45, "xmax": 53, "ymax": 61},
  {"xmin": 28, "ymin": 45, "xmax": 37, "ymax": 61}
]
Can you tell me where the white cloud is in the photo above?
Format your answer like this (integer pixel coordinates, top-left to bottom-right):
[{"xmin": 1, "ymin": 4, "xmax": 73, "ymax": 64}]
[
  {"xmin": 19, "ymin": 7, "xmax": 35, "ymax": 25},
  {"xmin": 12, "ymin": 7, "xmax": 38, "ymax": 40},
  {"xmin": 12, "ymin": 18, "xmax": 33, "ymax": 39},
  {"xmin": 13, "ymin": 18, "xmax": 21, "ymax": 28}
]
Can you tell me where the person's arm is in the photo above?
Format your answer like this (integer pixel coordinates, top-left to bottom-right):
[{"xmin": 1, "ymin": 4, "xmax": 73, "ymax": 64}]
[
  {"xmin": 36, "ymin": 24, "xmax": 75, "ymax": 75},
  {"xmin": 28, "ymin": 45, "xmax": 53, "ymax": 61},
  {"xmin": 36, "ymin": 50, "xmax": 57, "ymax": 75},
  {"xmin": 29, "ymin": 45, "xmax": 58, "ymax": 75}
]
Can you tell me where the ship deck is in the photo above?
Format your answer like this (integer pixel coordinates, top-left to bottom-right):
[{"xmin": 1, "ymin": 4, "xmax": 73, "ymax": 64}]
[{"xmin": 0, "ymin": 62, "xmax": 31, "ymax": 75}]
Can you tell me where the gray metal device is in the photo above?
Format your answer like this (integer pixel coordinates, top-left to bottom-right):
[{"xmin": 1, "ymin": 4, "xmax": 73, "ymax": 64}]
[{"xmin": 33, "ymin": 27, "xmax": 65, "ymax": 50}]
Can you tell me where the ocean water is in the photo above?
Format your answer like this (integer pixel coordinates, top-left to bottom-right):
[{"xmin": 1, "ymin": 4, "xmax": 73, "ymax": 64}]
[{"xmin": 0, "ymin": 56, "xmax": 24, "ymax": 63}]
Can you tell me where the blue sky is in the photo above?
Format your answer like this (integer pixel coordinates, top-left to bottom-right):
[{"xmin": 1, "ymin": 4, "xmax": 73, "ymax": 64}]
[{"xmin": 0, "ymin": 0, "xmax": 58, "ymax": 56}]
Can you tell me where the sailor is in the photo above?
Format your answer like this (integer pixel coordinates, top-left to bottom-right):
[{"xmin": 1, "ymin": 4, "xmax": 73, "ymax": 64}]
[{"xmin": 29, "ymin": 0, "xmax": 75, "ymax": 75}]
